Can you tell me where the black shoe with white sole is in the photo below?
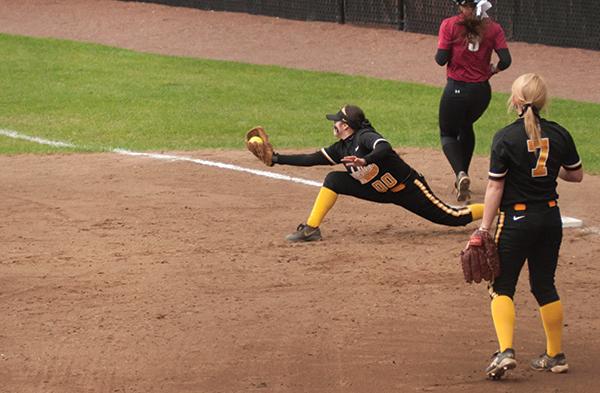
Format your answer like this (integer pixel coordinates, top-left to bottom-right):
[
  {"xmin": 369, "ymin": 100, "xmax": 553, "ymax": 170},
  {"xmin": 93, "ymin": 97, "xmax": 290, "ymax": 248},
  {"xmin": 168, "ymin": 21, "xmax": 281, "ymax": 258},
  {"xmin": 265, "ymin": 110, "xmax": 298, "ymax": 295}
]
[
  {"xmin": 286, "ymin": 223, "xmax": 322, "ymax": 242},
  {"xmin": 456, "ymin": 171, "xmax": 471, "ymax": 202},
  {"xmin": 530, "ymin": 352, "xmax": 569, "ymax": 373},
  {"xmin": 486, "ymin": 348, "xmax": 517, "ymax": 380}
]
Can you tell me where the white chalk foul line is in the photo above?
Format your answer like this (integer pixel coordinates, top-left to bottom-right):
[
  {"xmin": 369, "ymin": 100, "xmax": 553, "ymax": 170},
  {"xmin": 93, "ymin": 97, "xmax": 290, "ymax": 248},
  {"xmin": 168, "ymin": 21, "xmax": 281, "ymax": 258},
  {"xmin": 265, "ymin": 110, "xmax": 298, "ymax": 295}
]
[
  {"xmin": 112, "ymin": 149, "xmax": 322, "ymax": 187},
  {"xmin": 0, "ymin": 128, "xmax": 322, "ymax": 188},
  {"xmin": 0, "ymin": 129, "xmax": 75, "ymax": 148}
]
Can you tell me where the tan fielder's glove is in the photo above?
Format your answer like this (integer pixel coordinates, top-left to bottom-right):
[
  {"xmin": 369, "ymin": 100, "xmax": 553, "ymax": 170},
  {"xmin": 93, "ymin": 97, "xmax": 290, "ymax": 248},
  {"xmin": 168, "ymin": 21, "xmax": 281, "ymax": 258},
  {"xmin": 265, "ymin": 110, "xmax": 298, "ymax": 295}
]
[
  {"xmin": 245, "ymin": 126, "xmax": 274, "ymax": 167},
  {"xmin": 460, "ymin": 229, "xmax": 501, "ymax": 284}
]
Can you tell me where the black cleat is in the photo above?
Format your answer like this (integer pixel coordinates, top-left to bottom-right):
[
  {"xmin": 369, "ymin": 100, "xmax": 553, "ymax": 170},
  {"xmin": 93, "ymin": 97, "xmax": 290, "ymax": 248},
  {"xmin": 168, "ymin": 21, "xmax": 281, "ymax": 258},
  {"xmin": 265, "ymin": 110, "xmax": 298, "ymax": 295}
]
[
  {"xmin": 530, "ymin": 352, "xmax": 569, "ymax": 373},
  {"xmin": 486, "ymin": 348, "xmax": 517, "ymax": 380},
  {"xmin": 456, "ymin": 171, "xmax": 471, "ymax": 202},
  {"xmin": 286, "ymin": 223, "xmax": 322, "ymax": 242}
]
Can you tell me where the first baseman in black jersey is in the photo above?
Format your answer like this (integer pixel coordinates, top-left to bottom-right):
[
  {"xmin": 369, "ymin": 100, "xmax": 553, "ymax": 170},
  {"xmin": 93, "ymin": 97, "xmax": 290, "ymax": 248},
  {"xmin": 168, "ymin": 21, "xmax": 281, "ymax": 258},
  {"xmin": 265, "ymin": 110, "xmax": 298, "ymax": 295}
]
[
  {"xmin": 478, "ymin": 74, "xmax": 583, "ymax": 379},
  {"xmin": 271, "ymin": 104, "xmax": 484, "ymax": 242}
]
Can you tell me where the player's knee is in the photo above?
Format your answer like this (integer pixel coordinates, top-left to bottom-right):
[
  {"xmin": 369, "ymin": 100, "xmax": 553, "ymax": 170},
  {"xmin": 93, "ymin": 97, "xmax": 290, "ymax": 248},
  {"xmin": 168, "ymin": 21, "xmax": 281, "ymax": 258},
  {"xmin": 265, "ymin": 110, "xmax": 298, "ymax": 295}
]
[
  {"xmin": 491, "ymin": 288, "xmax": 516, "ymax": 300},
  {"xmin": 531, "ymin": 286, "xmax": 559, "ymax": 306},
  {"xmin": 323, "ymin": 172, "xmax": 346, "ymax": 193},
  {"xmin": 451, "ymin": 218, "xmax": 469, "ymax": 227},
  {"xmin": 490, "ymin": 282, "xmax": 516, "ymax": 300},
  {"xmin": 441, "ymin": 220, "xmax": 466, "ymax": 227},
  {"xmin": 440, "ymin": 133, "xmax": 459, "ymax": 143},
  {"xmin": 430, "ymin": 215, "xmax": 470, "ymax": 227}
]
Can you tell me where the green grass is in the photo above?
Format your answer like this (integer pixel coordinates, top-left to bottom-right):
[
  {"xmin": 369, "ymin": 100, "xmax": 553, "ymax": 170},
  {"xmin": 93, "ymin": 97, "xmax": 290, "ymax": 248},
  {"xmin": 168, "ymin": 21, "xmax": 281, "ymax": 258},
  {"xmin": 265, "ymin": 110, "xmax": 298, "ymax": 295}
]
[{"xmin": 1, "ymin": 33, "xmax": 599, "ymax": 171}]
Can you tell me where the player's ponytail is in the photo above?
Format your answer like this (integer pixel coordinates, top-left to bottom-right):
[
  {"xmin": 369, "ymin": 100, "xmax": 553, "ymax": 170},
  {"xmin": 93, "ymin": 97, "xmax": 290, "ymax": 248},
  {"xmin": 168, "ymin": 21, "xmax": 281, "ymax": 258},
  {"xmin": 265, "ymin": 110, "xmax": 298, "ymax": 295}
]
[
  {"xmin": 522, "ymin": 105, "xmax": 542, "ymax": 143},
  {"xmin": 458, "ymin": 17, "xmax": 487, "ymax": 43},
  {"xmin": 457, "ymin": 3, "xmax": 489, "ymax": 45},
  {"xmin": 508, "ymin": 73, "xmax": 548, "ymax": 143}
]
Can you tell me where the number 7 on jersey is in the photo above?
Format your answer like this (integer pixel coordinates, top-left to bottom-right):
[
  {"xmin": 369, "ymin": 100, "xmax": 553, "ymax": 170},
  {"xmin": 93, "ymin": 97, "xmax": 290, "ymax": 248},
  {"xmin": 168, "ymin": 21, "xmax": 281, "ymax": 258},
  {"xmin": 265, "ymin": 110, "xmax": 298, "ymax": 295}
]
[{"xmin": 527, "ymin": 138, "xmax": 550, "ymax": 177}]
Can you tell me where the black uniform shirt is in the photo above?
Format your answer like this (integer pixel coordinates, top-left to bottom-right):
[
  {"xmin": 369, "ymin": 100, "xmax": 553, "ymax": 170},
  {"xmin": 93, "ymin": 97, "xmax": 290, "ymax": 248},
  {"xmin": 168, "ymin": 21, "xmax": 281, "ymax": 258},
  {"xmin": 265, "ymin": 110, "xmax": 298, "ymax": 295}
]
[
  {"xmin": 321, "ymin": 126, "xmax": 413, "ymax": 189},
  {"xmin": 489, "ymin": 118, "xmax": 582, "ymax": 206}
]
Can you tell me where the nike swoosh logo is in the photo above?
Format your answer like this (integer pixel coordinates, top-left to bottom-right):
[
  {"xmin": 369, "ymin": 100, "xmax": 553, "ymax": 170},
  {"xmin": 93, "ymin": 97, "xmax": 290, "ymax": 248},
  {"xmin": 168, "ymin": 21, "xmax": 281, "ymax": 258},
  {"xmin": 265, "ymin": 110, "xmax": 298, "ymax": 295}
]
[
  {"xmin": 513, "ymin": 215, "xmax": 525, "ymax": 221},
  {"xmin": 355, "ymin": 146, "xmax": 359, "ymax": 152}
]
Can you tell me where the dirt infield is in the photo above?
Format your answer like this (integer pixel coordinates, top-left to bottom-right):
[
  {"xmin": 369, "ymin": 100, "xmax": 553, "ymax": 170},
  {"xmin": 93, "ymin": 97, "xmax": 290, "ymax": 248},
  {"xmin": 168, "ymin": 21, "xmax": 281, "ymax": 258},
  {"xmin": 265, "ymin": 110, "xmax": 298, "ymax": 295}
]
[
  {"xmin": 2, "ymin": 149, "xmax": 599, "ymax": 393},
  {"xmin": 1, "ymin": 1, "xmax": 600, "ymax": 392}
]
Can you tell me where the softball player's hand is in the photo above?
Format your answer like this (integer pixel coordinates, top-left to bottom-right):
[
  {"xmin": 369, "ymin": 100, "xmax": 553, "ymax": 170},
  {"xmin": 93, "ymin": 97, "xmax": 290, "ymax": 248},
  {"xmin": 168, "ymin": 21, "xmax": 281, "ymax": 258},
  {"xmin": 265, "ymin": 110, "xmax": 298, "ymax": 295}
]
[
  {"xmin": 490, "ymin": 63, "xmax": 499, "ymax": 75},
  {"xmin": 341, "ymin": 155, "xmax": 367, "ymax": 167}
]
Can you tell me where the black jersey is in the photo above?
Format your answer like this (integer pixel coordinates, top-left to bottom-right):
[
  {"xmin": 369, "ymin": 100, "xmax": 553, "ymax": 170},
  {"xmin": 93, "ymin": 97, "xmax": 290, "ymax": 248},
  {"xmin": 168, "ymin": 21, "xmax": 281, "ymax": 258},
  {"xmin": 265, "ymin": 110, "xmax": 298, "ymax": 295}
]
[
  {"xmin": 321, "ymin": 126, "xmax": 413, "ymax": 192},
  {"xmin": 488, "ymin": 118, "xmax": 581, "ymax": 206}
]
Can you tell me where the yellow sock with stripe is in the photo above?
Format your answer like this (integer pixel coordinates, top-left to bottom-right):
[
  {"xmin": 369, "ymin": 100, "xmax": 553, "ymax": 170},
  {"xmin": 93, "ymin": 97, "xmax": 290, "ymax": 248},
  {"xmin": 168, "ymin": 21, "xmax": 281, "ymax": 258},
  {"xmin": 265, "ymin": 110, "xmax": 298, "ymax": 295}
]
[
  {"xmin": 491, "ymin": 295, "xmax": 516, "ymax": 351},
  {"xmin": 539, "ymin": 300, "xmax": 564, "ymax": 357},
  {"xmin": 467, "ymin": 203, "xmax": 484, "ymax": 220},
  {"xmin": 306, "ymin": 187, "xmax": 338, "ymax": 228}
]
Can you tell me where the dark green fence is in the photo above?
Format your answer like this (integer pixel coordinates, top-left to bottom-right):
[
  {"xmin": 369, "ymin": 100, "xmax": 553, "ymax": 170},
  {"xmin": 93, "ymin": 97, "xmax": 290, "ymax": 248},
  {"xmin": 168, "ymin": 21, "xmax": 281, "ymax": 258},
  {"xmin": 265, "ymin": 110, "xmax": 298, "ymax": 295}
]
[{"xmin": 123, "ymin": 0, "xmax": 600, "ymax": 50}]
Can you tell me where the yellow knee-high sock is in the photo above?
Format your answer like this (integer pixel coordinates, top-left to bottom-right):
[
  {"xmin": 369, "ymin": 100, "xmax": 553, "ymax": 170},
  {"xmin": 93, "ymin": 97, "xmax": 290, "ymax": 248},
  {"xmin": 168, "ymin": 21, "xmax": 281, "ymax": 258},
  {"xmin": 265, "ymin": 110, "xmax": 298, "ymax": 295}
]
[
  {"xmin": 468, "ymin": 203, "xmax": 484, "ymax": 220},
  {"xmin": 491, "ymin": 295, "xmax": 516, "ymax": 352},
  {"xmin": 306, "ymin": 187, "xmax": 338, "ymax": 228},
  {"xmin": 540, "ymin": 300, "xmax": 564, "ymax": 357}
]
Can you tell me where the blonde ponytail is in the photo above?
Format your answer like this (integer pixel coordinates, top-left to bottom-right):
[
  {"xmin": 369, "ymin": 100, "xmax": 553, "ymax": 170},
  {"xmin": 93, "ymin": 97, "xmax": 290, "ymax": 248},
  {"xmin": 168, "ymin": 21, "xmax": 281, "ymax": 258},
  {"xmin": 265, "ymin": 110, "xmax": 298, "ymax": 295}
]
[
  {"xmin": 508, "ymin": 73, "xmax": 548, "ymax": 142},
  {"xmin": 523, "ymin": 105, "xmax": 542, "ymax": 142}
]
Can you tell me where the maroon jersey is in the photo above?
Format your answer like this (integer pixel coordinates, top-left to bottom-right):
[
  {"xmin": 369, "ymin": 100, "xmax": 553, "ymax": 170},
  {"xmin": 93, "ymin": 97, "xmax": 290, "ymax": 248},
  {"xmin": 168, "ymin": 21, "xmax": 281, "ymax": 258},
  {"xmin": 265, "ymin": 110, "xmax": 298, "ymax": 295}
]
[{"xmin": 438, "ymin": 15, "xmax": 508, "ymax": 83}]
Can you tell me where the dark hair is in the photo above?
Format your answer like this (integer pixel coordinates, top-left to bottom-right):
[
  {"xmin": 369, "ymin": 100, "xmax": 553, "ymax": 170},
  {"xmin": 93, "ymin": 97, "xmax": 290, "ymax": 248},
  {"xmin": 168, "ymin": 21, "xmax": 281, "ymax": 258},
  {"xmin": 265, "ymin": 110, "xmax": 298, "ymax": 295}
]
[
  {"xmin": 326, "ymin": 104, "xmax": 366, "ymax": 130},
  {"xmin": 457, "ymin": 10, "xmax": 489, "ymax": 43}
]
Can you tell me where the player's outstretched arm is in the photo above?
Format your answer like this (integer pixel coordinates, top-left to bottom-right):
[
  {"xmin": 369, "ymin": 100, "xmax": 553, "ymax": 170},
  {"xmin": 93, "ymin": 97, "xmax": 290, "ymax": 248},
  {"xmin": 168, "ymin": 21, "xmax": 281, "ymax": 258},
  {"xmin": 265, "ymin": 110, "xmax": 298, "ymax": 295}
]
[
  {"xmin": 245, "ymin": 127, "xmax": 331, "ymax": 167},
  {"xmin": 273, "ymin": 151, "xmax": 331, "ymax": 167}
]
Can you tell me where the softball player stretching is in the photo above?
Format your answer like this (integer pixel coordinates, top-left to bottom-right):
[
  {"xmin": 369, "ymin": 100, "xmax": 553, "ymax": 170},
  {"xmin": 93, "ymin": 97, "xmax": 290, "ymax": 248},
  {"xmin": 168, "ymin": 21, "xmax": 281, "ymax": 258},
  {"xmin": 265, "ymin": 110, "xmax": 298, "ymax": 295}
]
[
  {"xmin": 479, "ymin": 74, "xmax": 583, "ymax": 379},
  {"xmin": 436, "ymin": 0, "xmax": 511, "ymax": 201},
  {"xmin": 271, "ymin": 105, "xmax": 484, "ymax": 242}
]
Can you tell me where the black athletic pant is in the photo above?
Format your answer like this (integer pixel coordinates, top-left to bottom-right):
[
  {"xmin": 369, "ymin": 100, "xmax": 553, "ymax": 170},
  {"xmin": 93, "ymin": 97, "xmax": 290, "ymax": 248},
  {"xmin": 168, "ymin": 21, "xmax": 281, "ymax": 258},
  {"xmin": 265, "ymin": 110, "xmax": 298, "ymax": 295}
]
[
  {"xmin": 323, "ymin": 170, "xmax": 473, "ymax": 227},
  {"xmin": 439, "ymin": 78, "xmax": 492, "ymax": 176},
  {"xmin": 491, "ymin": 202, "xmax": 563, "ymax": 306}
]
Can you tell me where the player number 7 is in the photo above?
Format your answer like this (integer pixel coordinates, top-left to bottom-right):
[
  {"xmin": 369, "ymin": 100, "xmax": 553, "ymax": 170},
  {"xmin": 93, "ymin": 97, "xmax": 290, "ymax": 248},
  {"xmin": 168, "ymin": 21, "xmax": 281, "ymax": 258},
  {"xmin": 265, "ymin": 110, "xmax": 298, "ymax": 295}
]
[{"xmin": 527, "ymin": 138, "xmax": 550, "ymax": 177}]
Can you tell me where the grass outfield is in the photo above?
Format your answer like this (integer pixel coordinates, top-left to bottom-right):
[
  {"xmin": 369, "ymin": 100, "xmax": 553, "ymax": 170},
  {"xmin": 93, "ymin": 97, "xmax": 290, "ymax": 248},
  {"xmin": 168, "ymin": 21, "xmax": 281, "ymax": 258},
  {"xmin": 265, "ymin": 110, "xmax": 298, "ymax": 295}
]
[{"xmin": 1, "ymin": 34, "xmax": 599, "ymax": 171}]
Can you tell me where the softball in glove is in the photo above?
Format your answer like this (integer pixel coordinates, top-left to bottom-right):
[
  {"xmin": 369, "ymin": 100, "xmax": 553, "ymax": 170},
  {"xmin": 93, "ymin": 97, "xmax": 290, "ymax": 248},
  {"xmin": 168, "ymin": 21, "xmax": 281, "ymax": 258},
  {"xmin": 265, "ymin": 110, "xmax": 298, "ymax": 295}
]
[{"xmin": 245, "ymin": 126, "xmax": 274, "ymax": 167}]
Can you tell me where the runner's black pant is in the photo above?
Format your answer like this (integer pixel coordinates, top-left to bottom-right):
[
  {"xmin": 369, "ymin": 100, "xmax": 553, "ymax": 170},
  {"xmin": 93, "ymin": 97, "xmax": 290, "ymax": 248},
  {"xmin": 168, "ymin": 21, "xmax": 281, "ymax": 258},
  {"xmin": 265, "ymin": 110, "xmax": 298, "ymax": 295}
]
[
  {"xmin": 491, "ymin": 202, "xmax": 563, "ymax": 306},
  {"xmin": 323, "ymin": 170, "xmax": 473, "ymax": 227},
  {"xmin": 439, "ymin": 78, "xmax": 492, "ymax": 175}
]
